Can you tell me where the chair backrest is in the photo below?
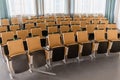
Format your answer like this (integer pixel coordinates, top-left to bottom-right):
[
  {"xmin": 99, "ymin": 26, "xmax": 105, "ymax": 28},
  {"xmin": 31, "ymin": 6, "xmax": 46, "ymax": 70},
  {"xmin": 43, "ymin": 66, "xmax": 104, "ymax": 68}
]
[
  {"xmin": 22, "ymin": 17, "xmax": 27, "ymax": 24},
  {"xmin": 0, "ymin": 26, "xmax": 7, "ymax": 32},
  {"xmin": 81, "ymin": 21, "xmax": 86, "ymax": 27},
  {"xmin": 108, "ymin": 24, "xmax": 117, "ymax": 29},
  {"xmin": 101, "ymin": 19, "xmax": 108, "ymax": 24},
  {"xmin": 16, "ymin": 30, "xmax": 28, "ymax": 40},
  {"xmin": 25, "ymin": 23, "xmax": 34, "ymax": 29},
  {"xmin": 60, "ymin": 25, "xmax": 70, "ymax": 33},
  {"xmin": 31, "ymin": 28, "xmax": 42, "ymax": 37},
  {"xmin": 1, "ymin": 31, "xmax": 14, "ymax": 45},
  {"xmin": 86, "ymin": 24, "xmax": 97, "ymax": 33},
  {"xmin": 62, "ymin": 32, "xmax": 76, "ymax": 45},
  {"xmin": 1, "ymin": 19, "xmax": 10, "ymax": 26},
  {"xmin": 7, "ymin": 39, "xmax": 25, "ymax": 57},
  {"xmin": 93, "ymin": 19, "xmax": 100, "ymax": 24},
  {"xmin": 70, "ymin": 21, "xmax": 81, "ymax": 25},
  {"xmin": 64, "ymin": 18, "xmax": 72, "ymax": 21},
  {"xmin": 10, "ymin": 25, "xmax": 20, "ymax": 34},
  {"xmin": 36, "ymin": 23, "xmax": 46, "ymax": 30},
  {"xmin": 48, "ymin": 26, "xmax": 58, "ymax": 34},
  {"xmin": 77, "ymin": 31, "xmax": 89, "ymax": 43},
  {"xmin": 73, "ymin": 18, "xmax": 80, "ymax": 21},
  {"xmin": 46, "ymin": 22, "xmax": 56, "ymax": 26},
  {"xmin": 36, "ymin": 19, "xmax": 45, "ymax": 23},
  {"xmin": 60, "ymin": 21, "xmax": 70, "ymax": 25},
  {"xmin": 26, "ymin": 37, "xmax": 42, "ymax": 52},
  {"xmin": 48, "ymin": 34, "xmax": 62, "ymax": 48},
  {"xmin": 107, "ymin": 30, "xmax": 118, "ymax": 40},
  {"xmin": 94, "ymin": 30, "xmax": 105, "ymax": 41},
  {"xmin": 11, "ymin": 18, "xmax": 19, "ymax": 25},
  {"xmin": 97, "ymin": 24, "xmax": 107, "ymax": 32},
  {"xmin": 71, "ymin": 25, "xmax": 81, "ymax": 33}
]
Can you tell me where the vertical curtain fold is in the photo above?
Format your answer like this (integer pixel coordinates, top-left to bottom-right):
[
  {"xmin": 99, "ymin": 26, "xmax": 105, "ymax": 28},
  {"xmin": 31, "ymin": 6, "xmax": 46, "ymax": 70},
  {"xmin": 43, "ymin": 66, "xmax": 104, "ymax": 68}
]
[
  {"xmin": 0, "ymin": 0, "xmax": 8, "ymax": 18},
  {"xmin": 37, "ymin": 0, "xmax": 44, "ymax": 15},
  {"xmin": 105, "ymin": 0, "xmax": 116, "ymax": 23}
]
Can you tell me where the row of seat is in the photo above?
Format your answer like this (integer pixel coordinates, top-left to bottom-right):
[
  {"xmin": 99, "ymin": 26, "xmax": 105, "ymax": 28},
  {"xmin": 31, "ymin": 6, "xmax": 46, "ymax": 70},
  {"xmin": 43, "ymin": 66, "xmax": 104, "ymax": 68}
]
[
  {"xmin": 0, "ymin": 22, "xmax": 117, "ymax": 37},
  {"xmin": 2, "ymin": 29, "xmax": 120, "ymax": 79},
  {"xmin": 0, "ymin": 14, "xmax": 106, "ymax": 26},
  {"xmin": 0, "ymin": 23, "xmax": 118, "ymax": 45}
]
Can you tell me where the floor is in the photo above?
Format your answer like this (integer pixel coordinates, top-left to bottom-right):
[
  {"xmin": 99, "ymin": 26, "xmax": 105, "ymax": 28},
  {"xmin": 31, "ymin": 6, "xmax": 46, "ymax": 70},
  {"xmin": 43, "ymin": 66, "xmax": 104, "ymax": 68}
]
[{"xmin": 0, "ymin": 53, "xmax": 120, "ymax": 80}]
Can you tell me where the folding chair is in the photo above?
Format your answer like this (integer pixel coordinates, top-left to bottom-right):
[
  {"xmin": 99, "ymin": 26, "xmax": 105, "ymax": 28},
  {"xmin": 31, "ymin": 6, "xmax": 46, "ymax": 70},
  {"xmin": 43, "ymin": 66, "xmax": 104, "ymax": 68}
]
[
  {"xmin": 107, "ymin": 30, "xmax": 120, "ymax": 54},
  {"xmin": 5, "ymin": 39, "xmax": 30, "ymax": 79},
  {"xmin": 59, "ymin": 25, "xmax": 70, "ymax": 33},
  {"xmin": 0, "ymin": 31, "xmax": 14, "ymax": 45},
  {"xmin": 108, "ymin": 24, "xmax": 117, "ymax": 29},
  {"xmin": 86, "ymin": 24, "xmax": 97, "ymax": 40},
  {"xmin": 48, "ymin": 26, "xmax": 58, "ymax": 34},
  {"xmin": 36, "ymin": 23, "xmax": 46, "ymax": 30},
  {"xmin": 76, "ymin": 31, "xmax": 93, "ymax": 58},
  {"xmin": 31, "ymin": 28, "xmax": 42, "ymax": 37},
  {"xmin": 16, "ymin": 30, "xmax": 29, "ymax": 41},
  {"xmin": 94, "ymin": 30, "xmax": 109, "ymax": 56},
  {"xmin": 46, "ymin": 22, "xmax": 56, "ymax": 27},
  {"xmin": 71, "ymin": 25, "xmax": 81, "ymax": 34},
  {"xmin": 0, "ymin": 26, "xmax": 7, "ymax": 32},
  {"xmin": 11, "ymin": 18, "xmax": 20, "ymax": 25},
  {"xmin": 25, "ymin": 23, "xmax": 35, "ymax": 31},
  {"xmin": 60, "ymin": 21, "xmax": 70, "ymax": 26},
  {"xmin": 62, "ymin": 32, "xmax": 79, "ymax": 61},
  {"xmin": 70, "ymin": 21, "xmax": 81, "ymax": 25},
  {"xmin": 1, "ymin": 19, "xmax": 10, "ymax": 26},
  {"xmin": 26, "ymin": 37, "xmax": 56, "ymax": 75},
  {"xmin": 10, "ymin": 25, "xmax": 20, "ymax": 34},
  {"xmin": 47, "ymin": 34, "xmax": 65, "ymax": 64}
]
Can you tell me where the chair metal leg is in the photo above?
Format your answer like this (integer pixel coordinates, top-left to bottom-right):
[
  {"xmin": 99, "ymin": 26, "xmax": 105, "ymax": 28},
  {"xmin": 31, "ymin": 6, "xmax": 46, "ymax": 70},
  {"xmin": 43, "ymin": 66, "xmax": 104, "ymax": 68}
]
[
  {"xmin": 62, "ymin": 55, "xmax": 67, "ymax": 64},
  {"xmin": 33, "ymin": 68, "xmax": 56, "ymax": 75},
  {"xmin": 5, "ymin": 57, "xmax": 14, "ymax": 80},
  {"xmin": 105, "ymin": 49, "xmax": 110, "ymax": 57},
  {"xmin": 92, "ymin": 51, "xmax": 96, "ymax": 58}
]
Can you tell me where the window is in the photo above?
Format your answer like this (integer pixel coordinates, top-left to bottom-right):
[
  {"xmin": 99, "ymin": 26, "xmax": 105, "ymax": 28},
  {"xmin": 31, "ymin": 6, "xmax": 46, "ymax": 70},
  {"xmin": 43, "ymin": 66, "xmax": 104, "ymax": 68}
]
[
  {"xmin": 8, "ymin": 0, "xmax": 36, "ymax": 16},
  {"xmin": 44, "ymin": 0, "xmax": 68, "ymax": 14},
  {"xmin": 75, "ymin": 0, "xmax": 106, "ymax": 15}
]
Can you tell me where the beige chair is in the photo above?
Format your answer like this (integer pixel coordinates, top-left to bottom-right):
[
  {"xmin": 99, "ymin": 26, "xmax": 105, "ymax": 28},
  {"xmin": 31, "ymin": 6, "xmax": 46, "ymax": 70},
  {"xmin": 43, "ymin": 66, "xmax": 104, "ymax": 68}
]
[
  {"xmin": 60, "ymin": 21, "xmax": 70, "ymax": 26},
  {"xmin": 0, "ymin": 26, "xmax": 7, "ymax": 32},
  {"xmin": 48, "ymin": 26, "xmax": 58, "ymax": 34},
  {"xmin": 71, "ymin": 25, "xmax": 81, "ymax": 34},
  {"xmin": 11, "ymin": 18, "xmax": 19, "ymax": 25},
  {"xmin": 107, "ymin": 24, "xmax": 117, "ymax": 29},
  {"xmin": 10, "ymin": 25, "xmax": 20, "ymax": 34},
  {"xmin": 60, "ymin": 25, "xmax": 70, "ymax": 33},
  {"xmin": 16, "ymin": 30, "xmax": 29, "ymax": 41},
  {"xmin": 6, "ymin": 39, "xmax": 30, "ymax": 79},
  {"xmin": 31, "ymin": 28, "xmax": 42, "ymax": 37},
  {"xmin": 0, "ymin": 31, "xmax": 14, "ymax": 45},
  {"xmin": 26, "ymin": 37, "xmax": 55, "ymax": 75},
  {"xmin": 1, "ymin": 19, "xmax": 10, "ymax": 26},
  {"xmin": 94, "ymin": 30, "xmax": 108, "ymax": 56},
  {"xmin": 97, "ymin": 24, "xmax": 108, "ymax": 32},
  {"xmin": 107, "ymin": 30, "xmax": 120, "ymax": 53},
  {"xmin": 25, "ymin": 23, "xmax": 35, "ymax": 32},
  {"xmin": 77, "ymin": 31, "xmax": 93, "ymax": 57},
  {"xmin": 36, "ymin": 23, "xmax": 46, "ymax": 30},
  {"xmin": 70, "ymin": 21, "xmax": 81, "ymax": 25},
  {"xmin": 62, "ymin": 32, "xmax": 79, "ymax": 60},
  {"xmin": 47, "ymin": 34, "xmax": 65, "ymax": 63}
]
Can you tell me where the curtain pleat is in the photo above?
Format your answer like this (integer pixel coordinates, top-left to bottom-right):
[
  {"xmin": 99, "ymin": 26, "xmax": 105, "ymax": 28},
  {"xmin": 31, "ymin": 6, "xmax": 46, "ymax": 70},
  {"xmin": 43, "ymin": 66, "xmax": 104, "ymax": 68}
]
[
  {"xmin": 105, "ymin": 0, "xmax": 116, "ymax": 23},
  {"xmin": 0, "ymin": 0, "xmax": 8, "ymax": 18}
]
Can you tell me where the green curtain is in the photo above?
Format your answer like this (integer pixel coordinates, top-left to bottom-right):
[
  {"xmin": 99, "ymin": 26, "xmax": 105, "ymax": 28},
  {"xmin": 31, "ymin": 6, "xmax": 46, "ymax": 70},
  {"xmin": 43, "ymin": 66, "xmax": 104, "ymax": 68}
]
[
  {"xmin": 105, "ymin": 0, "xmax": 116, "ymax": 23},
  {"xmin": 0, "ymin": 0, "xmax": 9, "ymax": 18}
]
